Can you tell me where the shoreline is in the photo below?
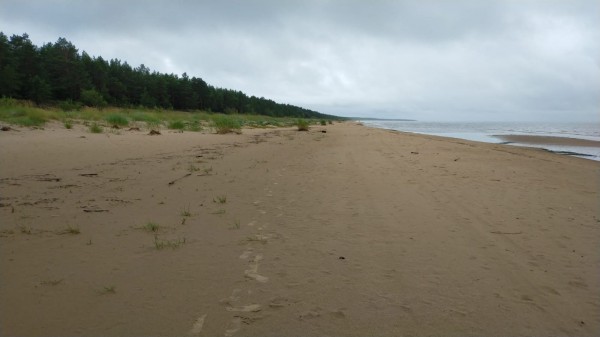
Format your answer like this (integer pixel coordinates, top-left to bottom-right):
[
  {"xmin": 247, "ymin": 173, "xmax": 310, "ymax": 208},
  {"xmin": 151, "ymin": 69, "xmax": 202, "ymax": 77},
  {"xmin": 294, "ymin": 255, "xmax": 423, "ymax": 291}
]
[
  {"xmin": 359, "ymin": 120, "xmax": 600, "ymax": 161},
  {"xmin": 1, "ymin": 122, "xmax": 599, "ymax": 336},
  {"xmin": 492, "ymin": 134, "xmax": 600, "ymax": 147}
]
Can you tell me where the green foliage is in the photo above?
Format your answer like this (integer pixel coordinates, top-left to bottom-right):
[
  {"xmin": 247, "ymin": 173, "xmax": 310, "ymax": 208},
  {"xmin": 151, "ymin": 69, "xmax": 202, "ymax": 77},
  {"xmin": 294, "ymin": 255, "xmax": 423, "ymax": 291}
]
[
  {"xmin": 0, "ymin": 31, "xmax": 341, "ymax": 120},
  {"xmin": 213, "ymin": 195, "xmax": 227, "ymax": 204},
  {"xmin": 0, "ymin": 103, "xmax": 48, "ymax": 126},
  {"xmin": 181, "ymin": 204, "xmax": 192, "ymax": 217},
  {"xmin": 63, "ymin": 119, "xmax": 73, "ymax": 129},
  {"xmin": 144, "ymin": 222, "xmax": 160, "ymax": 232},
  {"xmin": 131, "ymin": 111, "xmax": 161, "ymax": 128},
  {"xmin": 212, "ymin": 115, "xmax": 241, "ymax": 134},
  {"xmin": 80, "ymin": 89, "xmax": 107, "ymax": 108},
  {"xmin": 320, "ymin": 119, "xmax": 327, "ymax": 126},
  {"xmin": 168, "ymin": 120, "xmax": 186, "ymax": 130},
  {"xmin": 153, "ymin": 235, "xmax": 186, "ymax": 250},
  {"xmin": 105, "ymin": 113, "xmax": 129, "ymax": 126},
  {"xmin": 297, "ymin": 119, "xmax": 309, "ymax": 131},
  {"xmin": 59, "ymin": 99, "xmax": 82, "ymax": 112},
  {"xmin": 89, "ymin": 123, "xmax": 103, "ymax": 133},
  {"xmin": 58, "ymin": 225, "xmax": 80, "ymax": 235},
  {"xmin": 29, "ymin": 76, "xmax": 52, "ymax": 104},
  {"xmin": 187, "ymin": 120, "xmax": 202, "ymax": 132}
]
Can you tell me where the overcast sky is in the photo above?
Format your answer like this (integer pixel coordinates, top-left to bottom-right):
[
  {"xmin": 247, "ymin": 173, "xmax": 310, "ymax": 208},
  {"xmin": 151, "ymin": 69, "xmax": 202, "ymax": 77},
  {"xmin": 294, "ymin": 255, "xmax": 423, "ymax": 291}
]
[{"xmin": 1, "ymin": 0, "xmax": 599, "ymax": 121}]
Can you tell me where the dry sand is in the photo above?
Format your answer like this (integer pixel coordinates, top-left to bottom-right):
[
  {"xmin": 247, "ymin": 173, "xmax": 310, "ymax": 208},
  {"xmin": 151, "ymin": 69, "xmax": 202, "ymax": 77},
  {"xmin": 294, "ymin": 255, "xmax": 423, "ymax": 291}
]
[{"xmin": 1, "ymin": 122, "xmax": 599, "ymax": 336}]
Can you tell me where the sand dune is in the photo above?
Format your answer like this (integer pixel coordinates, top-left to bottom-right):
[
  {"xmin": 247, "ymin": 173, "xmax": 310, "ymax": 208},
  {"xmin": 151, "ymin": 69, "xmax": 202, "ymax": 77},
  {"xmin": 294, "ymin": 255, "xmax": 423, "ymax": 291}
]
[{"xmin": 1, "ymin": 122, "xmax": 598, "ymax": 336}]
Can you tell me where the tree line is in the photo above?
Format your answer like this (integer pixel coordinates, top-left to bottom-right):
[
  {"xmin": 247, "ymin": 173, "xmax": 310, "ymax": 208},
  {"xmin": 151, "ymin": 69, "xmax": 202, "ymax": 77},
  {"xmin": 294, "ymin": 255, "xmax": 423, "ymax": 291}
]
[{"xmin": 0, "ymin": 32, "xmax": 335, "ymax": 119}]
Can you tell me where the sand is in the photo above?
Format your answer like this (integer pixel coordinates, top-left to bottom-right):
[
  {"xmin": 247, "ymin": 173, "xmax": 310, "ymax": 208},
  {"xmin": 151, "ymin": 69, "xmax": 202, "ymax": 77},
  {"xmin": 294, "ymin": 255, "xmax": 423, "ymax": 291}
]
[{"xmin": 1, "ymin": 122, "xmax": 599, "ymax": 336}]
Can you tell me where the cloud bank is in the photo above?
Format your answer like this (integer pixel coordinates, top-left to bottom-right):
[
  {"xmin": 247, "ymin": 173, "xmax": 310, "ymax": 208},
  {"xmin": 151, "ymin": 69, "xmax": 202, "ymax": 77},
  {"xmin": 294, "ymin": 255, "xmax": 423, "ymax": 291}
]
[{"xmin": 2, "ymin": 0, "xmax": 599, "ymax": 121}]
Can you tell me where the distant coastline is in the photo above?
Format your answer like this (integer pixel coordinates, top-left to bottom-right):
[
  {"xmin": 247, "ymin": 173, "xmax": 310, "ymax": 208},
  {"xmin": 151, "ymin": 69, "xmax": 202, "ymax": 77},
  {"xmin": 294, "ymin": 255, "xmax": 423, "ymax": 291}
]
[{"xmin": 350, "ymin": 117, "xmax": 416, "ymax": 122}]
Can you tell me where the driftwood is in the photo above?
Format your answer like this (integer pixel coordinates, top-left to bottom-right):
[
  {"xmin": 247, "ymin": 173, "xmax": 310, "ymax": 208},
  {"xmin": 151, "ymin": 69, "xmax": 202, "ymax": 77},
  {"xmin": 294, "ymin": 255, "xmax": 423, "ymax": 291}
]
[
  {"xmin": 490, "ymin": 231, "xmax": 522, "ymax": 235},
  {"xmin": 168, "ymin": 173, "xmax": 192, "ymax": 186}
]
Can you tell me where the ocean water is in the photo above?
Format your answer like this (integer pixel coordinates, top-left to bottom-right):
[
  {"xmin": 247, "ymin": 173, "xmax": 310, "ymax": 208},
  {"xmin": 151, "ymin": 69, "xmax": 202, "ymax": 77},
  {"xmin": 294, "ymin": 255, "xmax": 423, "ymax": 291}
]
[{"xmin": 360, "ymin": 120, "xmax": 600, "ymax": 161}]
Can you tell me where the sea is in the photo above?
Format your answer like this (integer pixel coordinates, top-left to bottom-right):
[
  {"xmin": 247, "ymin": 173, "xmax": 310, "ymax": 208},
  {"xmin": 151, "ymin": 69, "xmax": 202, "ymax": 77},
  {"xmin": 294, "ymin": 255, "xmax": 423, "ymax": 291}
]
[{"xmin": 359, "ymin": 120, "xmax": 600, "ymax": 161}]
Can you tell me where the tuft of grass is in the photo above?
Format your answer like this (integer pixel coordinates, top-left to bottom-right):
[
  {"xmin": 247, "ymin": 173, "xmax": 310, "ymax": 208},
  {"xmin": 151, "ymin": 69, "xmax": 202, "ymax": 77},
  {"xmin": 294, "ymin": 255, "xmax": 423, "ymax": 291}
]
[
  {"xmin": 203, "ymin": 166, "xmax": 213, "ymax": 175},
  {"xmin": 212, "ymin": 115, "xmax": 242, "ymax": 134},
  {"xmin": 99, "ymin": 285, "xmax": 116, "ymax": 294},
  {"xmin": 0, "ymin": 107, "xmax": 48, "ymax": 126},
  {"xmin": 64, "ymin": 119, "xmax": 73, "ymax": 129},
  {"xmin": 181, "ymin": 204, "xmax": 191, "ymax": 217},
  {"xmin": 229, "ymin": 219, "xmax": 241, "ymax": 230},
  {"xmin": 244, "ymin": 235, "xmax": 269, "ymax": 244},
  {"xmin": 168, "ymin": 120, "xmax": 186, "ymax": 130},
  {"xmin": 62, "ymin": 225, "xmax": 81, "ymax": 235},
  {"xmin": 19, "ymin": 225, "xmax": 32, "ymax": 234},
  {"xmin": 41, "ymin": 279, "xmax": 64, "ymax": 286},
  {"xmin": 187, "ymin": 120, "xmax": 202, "ymax": 132},
  {"xmin": 89, "ymin": 123, "xmax": 103, "ymax": 133},
  {"xmin": 153, "ymin": 235, "xmax": 186, "ymax": 250},
  {"xmin": 105, "ymin": 113, "xmax": 129, "ymax": 126},
  {"xmin": 320, "ymin": 119, "xmax": 327, "ymax": 126},
  {"xmin": 213, "ymin": 195, "xmax": 227, "ymax": 204},
  {"xmin": 188, "ymin": 164, "xmax": 200, "ymax": 172},
  {"xmin": 296, "ymin": 119, "xmax": 309, "ymax": 131},
  {"xmin": 144, "ymin": 222, "xmax": 160, "ymax": 232},
  {"xmin": 131, "ymin": 111, "xmax": 162, "ymax": 128}
]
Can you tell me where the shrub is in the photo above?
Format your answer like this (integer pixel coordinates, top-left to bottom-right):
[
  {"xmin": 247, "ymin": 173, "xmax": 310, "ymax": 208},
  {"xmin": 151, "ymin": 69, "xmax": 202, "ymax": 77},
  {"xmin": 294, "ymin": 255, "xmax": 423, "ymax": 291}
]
[
  {"xmin": 64, "ymin": 120, "xmax": 73, "ymax": 129},
  {"xmin": 296, "ymin": 119, "xmax": 309, "ymax": 131},
  {"xmin": 89, "ymin": 123, "xmax": 103, "ymax": 133},
  {"xmin": 80, "ymin": 89, "xmax": 107, "ymax": 108},
  {"xmin": 59, "ymin": 99, "xmax": 82, "ymax": 112},
  {"xmin": 320, "ymin": 119, "xmax": 326, "ymax": 126},
  {"xmin": 168, "ymin": 120, "xmax": 185, "ymax": 130},
  {"xmin": 187, "ymin": 120, "xmax": 202, "ymax": 132},
  {"xmin": 212, "ymin": 115, "xmax": 241, "ymax": 134}
]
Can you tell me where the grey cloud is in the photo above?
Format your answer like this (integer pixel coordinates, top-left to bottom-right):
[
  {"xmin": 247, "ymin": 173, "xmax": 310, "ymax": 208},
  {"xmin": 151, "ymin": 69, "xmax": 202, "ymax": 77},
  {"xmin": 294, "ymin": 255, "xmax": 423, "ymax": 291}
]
[{"xmin": 1, "ymin": 0, "xmax": 598, "ymax": 121}]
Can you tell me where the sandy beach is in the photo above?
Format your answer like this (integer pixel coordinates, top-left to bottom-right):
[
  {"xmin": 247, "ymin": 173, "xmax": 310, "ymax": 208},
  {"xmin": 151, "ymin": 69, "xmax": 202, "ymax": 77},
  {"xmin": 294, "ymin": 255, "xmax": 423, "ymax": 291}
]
[{"xmin": 1, "ymin": 122, "xmax": 599, "ymax": 336}]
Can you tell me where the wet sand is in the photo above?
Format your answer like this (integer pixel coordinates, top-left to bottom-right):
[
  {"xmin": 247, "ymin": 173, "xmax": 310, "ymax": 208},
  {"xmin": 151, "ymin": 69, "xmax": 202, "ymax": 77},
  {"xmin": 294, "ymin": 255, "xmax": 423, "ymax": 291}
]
[
  {"xmin": 493, "ymin": 134, "xmax": 600, "ymax": 147},
  {"xmin": 1, "ymin": 122, "xmax": 599, "ymax": 336}
]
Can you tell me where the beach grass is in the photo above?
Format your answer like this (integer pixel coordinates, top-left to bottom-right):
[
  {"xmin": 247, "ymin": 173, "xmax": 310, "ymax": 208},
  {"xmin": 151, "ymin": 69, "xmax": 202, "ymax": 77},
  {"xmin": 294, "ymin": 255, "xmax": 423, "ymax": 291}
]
[
  {"xmin": 89, "ymin": 123, "xmax": 103, "ymax": 133},
  {"xmin": 297, "ymin": 119, "xmax": 309, "ymax": 131},
  {"xmin": 105, "ymin": 113, "xmax": 129, "ymax": 126},
  {"xmin": 143, "ymin": 222, "xmax": 160, "ymax": 232},
  {"xmin": 99, "ymin": 285, "xmax": 116, "ymax": 294},
  {"xmin": 0, "ymin": 99, "xmax": 336, "ymax": 131},
  {"xmin": 212, "ymin": 115, "xmax": 242, "ymax": 134},
  {"xmin": 153, "ymin": 235, "xmax": 186, "ymax": 250},
  {"xmin": 214, "ymin": 195, "xmax": 227, "ymax": 204}
]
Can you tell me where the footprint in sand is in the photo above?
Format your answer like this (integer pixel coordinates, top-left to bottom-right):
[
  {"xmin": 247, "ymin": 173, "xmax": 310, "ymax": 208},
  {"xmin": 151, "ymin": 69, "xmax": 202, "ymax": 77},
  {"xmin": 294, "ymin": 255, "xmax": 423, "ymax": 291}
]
[
  {"xmin": 239, "ymin": 249, "xmax": 253, "ymax": 260},
  {"xmin": 189, "ymin": 314, "xmax": 207, "ymax": 336},
  {"xmin": 245, "ymin": 254, "xmax": 269, "ymax": 283},
  {"xmin": 224, "ymin": 317, "xmax": 242, "ymax": 337}
]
